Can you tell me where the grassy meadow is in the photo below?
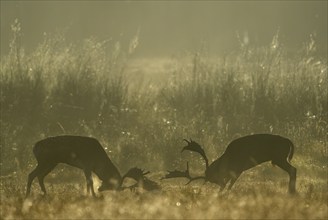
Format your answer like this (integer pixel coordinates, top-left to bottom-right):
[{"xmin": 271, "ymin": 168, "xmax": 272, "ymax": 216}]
[{"xmin": 0, "ymin": 21, "xmax": 327, "ymax": 219}]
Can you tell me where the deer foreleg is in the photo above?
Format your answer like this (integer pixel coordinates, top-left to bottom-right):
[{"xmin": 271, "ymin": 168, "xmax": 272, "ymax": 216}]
[
  {"xmin": 83, "ymin": 170, "xmax": 96, "ymax": 197},
  {"xmin": 275, "ymin": 160, "xmax": 297, "ymax": 194},
  {"xmin": 288, "ymin": 166, "xmax": 297, "ymax": 194}
]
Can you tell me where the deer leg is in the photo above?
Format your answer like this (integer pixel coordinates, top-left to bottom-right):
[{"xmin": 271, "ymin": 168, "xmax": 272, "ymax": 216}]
[
  {"xmin": 219, "ymin": 185, "xmax": 225, "ymax": 192},
  {"xmin": 37, "ymin": 163, "xmax": 57, "ymax": 195},
  {"xmin": 26, "ymin": 165, "xmax": 41, "ymax": 197},
  {"xmin": 228, "ymin": 173, "xmax": 241, "ymax": 190},
  {"xmin": 274, "ymin": 160, "xmax": 297, "ymax": 194},
  {"xmin": 219, "ymin": 178, "xmax": 229, "ymax": 192},
  {"xmin": 83, "ymin": 170, "xmax": 96, "ymax": 197}
]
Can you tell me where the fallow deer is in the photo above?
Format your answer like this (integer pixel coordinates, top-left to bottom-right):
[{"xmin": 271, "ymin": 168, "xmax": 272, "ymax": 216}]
[
  {"xmin": 26, "ymin": 135, "xmax": 122, "ymax": 197},
  {"xmin": 163, "ymin": 134, "xmax": 297, "ymax": 193}
]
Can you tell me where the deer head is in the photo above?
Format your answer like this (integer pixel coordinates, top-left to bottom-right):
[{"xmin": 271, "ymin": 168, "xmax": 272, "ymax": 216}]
[{"xmin": 98, "ymin": 177, "xmax": 122, "ymax": 192}]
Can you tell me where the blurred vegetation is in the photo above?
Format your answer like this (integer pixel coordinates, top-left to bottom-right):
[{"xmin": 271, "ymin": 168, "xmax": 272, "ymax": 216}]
[{"xmin": 0, "ymin": 20, "xmax": 327, "ymax": 176}]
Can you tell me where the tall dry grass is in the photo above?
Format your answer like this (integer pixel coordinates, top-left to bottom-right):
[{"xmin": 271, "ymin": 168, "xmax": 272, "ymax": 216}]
[{"xmin": 1, "ymin": 20, "xmax": 327, "ymax": 172}]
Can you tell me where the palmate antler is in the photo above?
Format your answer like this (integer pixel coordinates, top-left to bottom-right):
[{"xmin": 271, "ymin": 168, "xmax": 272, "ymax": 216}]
[
  {"xmin": 161, "ymin": 162, "xmax": 191, "ymax": 180},
  {"xmin": 123, "ymin": 167, "xmax": 150, "ymax": 181},
  {"xmin": 182, "ymin": 139, "xmax": 209, "ymax": 169},
  {"xmin": 123, "ymin": 167, "xmax": 160, "ymax": 191},
  {"xmin": 161, "ymin": 162, "xmax": 205, "ymax": 185}
]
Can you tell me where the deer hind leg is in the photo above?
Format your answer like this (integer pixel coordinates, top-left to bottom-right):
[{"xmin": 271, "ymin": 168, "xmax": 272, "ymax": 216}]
[
  {"xmin": 37, "ymin": 163, "xmax": 57, "ymax": 195},
  {"xmin": 26, "ymin": 165, "xmax": 40, "ymax": 197},
  {"xmin": 83, "ymin": 170, "xmax": 96, "ymax": 197},
  {"xmin": 26, "ymin": 163, "xmax": 56, "ymax": 197},
  {"xmin": 274, "ymin": 160, "xmax": 297, "ymax": 194},
  {"xmin": 228, "ymin": 173, "xmax": 241, "ymax": 190}
]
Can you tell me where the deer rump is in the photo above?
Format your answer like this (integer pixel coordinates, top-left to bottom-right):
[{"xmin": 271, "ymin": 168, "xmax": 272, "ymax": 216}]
[{"xmin": 164, "ymin": 134, "xmax": 297, "ymax": 193}]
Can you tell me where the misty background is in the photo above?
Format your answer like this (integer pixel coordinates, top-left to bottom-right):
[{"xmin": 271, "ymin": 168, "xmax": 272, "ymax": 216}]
[{"xmin": 1, "ymin": 1, "xmax": 327, "ymax": 57}]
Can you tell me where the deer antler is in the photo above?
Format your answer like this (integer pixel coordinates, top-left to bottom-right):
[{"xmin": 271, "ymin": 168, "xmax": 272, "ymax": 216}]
[
  {"xmin": 161, "ymin": 162, "xmax": 191, "ymax": 180},
  {"xmin": 183, "ymin": 139, "xmax": 190, "ymax": 144},
  {"xmin": 123, "ymin": 167, "xmax": 150, "ymax": 182},
  {"xmin": 161, "ymin": 162, "xmax": 206, "ymax": 185},
  {"xmin": 185, "ymin": 176, "xmax": 206, "ymax": 185},
  {"xmin": 122, "ymin": 167, "xmax": 160, "ymax": 191},
  {"xmin": 161, "ymin": 162, "xmax": 205, "ymax": 185},
  {"xmin": 181, "ymin": 139, "xmax": 209, "ymax": 169}
]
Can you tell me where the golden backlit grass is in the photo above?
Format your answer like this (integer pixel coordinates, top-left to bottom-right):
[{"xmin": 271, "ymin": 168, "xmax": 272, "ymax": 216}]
[
  {"xmin": 1, "ymin": 172, "xmax": 327, "ymax": 219},
  {"xmin": 1, "ymin": 150, "xmax": 327, "ymax": 220}
]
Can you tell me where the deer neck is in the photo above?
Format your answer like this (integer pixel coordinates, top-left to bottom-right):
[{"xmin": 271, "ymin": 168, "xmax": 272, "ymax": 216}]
[{"xmin": 94, "ymin": 160, "xmax": 122, "ymax": 182}]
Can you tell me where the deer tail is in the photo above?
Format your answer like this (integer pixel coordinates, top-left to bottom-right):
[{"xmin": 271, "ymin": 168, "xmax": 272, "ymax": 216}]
[{"xmin": 287, "ymin": 139, "xmax": 295, "ymax": 162}]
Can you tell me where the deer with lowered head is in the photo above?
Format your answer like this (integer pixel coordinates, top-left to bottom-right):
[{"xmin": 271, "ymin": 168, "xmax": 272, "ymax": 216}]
[
  {"xmin": 26, "ymin": 135, "xmax": 123, "ymax": 197},
  {"xmin": 26, "ymin": 135, "xmax": 161, "ymax": 197},
  {"xmin": 163, "ymin": 134, "xmax": 297, "ymax": 194}
]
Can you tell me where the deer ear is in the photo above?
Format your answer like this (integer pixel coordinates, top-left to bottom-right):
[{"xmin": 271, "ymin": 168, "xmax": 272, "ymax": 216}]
[
  {"xmin": 183, "ymin": 139, "xmax": 190, "ymax": 144},
  {"xmin": 190, "ymin": 138, "xmax": 193, "ymax": 142}
]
